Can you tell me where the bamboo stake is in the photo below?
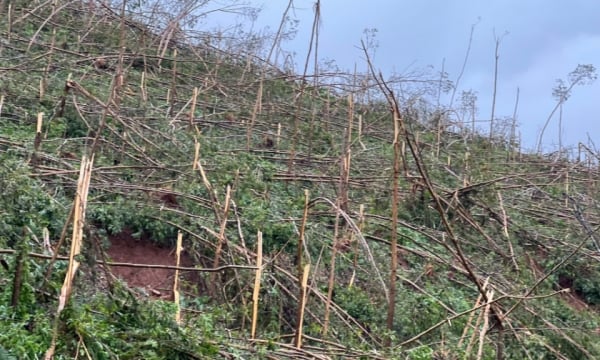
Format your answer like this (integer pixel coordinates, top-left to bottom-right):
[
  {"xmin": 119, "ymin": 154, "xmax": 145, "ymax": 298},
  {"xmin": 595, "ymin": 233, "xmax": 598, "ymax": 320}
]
[
  {"xmin": 357, "ymin": 114, "xmax": 362, "ymax": 141},
  {"xmin": 497, "ymin": 191, "xmax": 518, "ymax": 271},
  {"xmin": 294, "ymin": 190, "xmax": 310, "ymax": 344},
  {"xmin": 41, "ymin": 8, "xmax": 57, "ymax": 99},
  {"xmin": 349, "ymin": 204, "xmax": 365, "ymax": 287},
  {"xmin": 466, "ymin": 278, "xmax": 489, "ymax": 355},
  {"xmin": 210, "ymin": 185, "xmax": 231, "ymax": 295},
  {"xmin": 276, "ymin": 123, "xmax": 281, "ymax": 148},
  {"xmin": 174, "ymin": 231, "xmax": 183, "ymax": 324},
  {"xmin": 297, "ymin": 190, "xmax": 310, "ymax": 277},
  {"xmin": 39, "ymin": 203, "xmax": 75, "ymax": 293},
  {"xmin": 196, "ymin": 157, "xmax": 222, "ymax": 223},
  {"xmin": 251, "ymin": 231, "xmax": 263, "ymax": 339},
  {"xmin": 247, "ymin": 80, "xmax": 263, "ymax": 150},
  {"xmin": 386, "ymin": 105, "xmax": 402, "ymax": 347},
  {"xmin": 463, "ymin": 151, "xmax": 471, "ymax": 186},
  {"xmin": 33, "ymin": 112, "xmax": 43, "ymax": 154},
  {"xmin": 458, "ymin": 292, "xmax": 483, "ymax": 348},
  {"xmin": 189, "ymin": 87, "xmax": 198, "ymax": 127},
  {"xmin": 39, "ymin": 78, "xmax": 44, "ymax": 101},
  {"xmin": 169, "ymin": 49, "xmax": 177, "ymax": 116},
  {"xmin": 7, "ymin": 3, "xmax": 11, "ymax": 43},
  {"xmin": 564, "ymin": 171, "xmax": 569, "ymax": 207},
  {"xmin": 139, "ymin": 71, "xmax": 147, "ymax": 104},
  {"xmin": 322, "ymin": 202, "xmax": 341, "ymax": 336},
  {"xmin": 45, "ymin": 154, "xmax": 94, "ymax": 360},
  {"xmin": 193, "ymin": 137, "xmax": 200, "ymax": 171},
  {"xmin": 476, "ymin": 289, "xmax": 494, "ymax": 360},
  {"xmin": 295, "ymin": 264, "xmax": 310, "ymax": 349},
  {"xmin": 59, "ymin": 155, "xmax": 93, "ymax": 310}
]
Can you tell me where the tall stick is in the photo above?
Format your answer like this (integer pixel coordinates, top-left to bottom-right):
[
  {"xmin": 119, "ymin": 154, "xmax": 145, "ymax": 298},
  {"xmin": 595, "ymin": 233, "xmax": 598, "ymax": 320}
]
[
  {"xmin": 210, "ymin": 185, "xmax": 232, "ymax": 295},
  {"xmin": 489, "ymin": 34, "xmax": 502, "ymax": 142},
  {"xmin": 189, "ymin": 87, "xmax": 198, "ymax": 128},
  {"xmin": 169, "ymin": 49, "xmax": 178, "ymax": 116},
  {"xmin": 509, "ymin": 87, "xmax": 519, "ymax": 162},
  {"xmin": 174, "ymin": 231, "xmax": 183, "ymax": 324},
  {"xmin": 251, "ymin": 231, "xmax": 263, "ymax": 339},
  {"xmin": 322, "ymin": 201, "xmax": 341, "ymax": 336},
  {"xmin": 45, "ymin": 155, "xmax": 94, "ymax": 360},
  {"xmin": 386, "ymin": 104, "xmax": 401, "ymax": 346},
  {"xmin": 295, "ymin": 264, "xmax": 310, "ymax": 349},
  {"xmin": 297, "ymin": 190, "xmax": 310, "ymax": 277},
  {"xmin": 295, "ymin": 190, "xmax": 310, "ymax": 342},
  {"xmin": 476, "ymin": 290, "xmax": 494, "ymax": 360}
]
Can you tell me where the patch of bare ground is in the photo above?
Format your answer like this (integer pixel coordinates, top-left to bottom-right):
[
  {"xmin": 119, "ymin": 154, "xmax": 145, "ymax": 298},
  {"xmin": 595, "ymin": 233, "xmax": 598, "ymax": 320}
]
[{"xmin": 105, "ymin": 230, "xmax": 199, "ymax": 300}]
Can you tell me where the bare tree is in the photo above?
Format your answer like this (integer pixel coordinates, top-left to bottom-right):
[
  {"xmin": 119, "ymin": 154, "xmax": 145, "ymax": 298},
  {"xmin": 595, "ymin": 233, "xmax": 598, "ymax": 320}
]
[
  {"xmin": 489, "ymin": 31, "xmax": 508, "ymax": 142},
  {"xmin": 460, "ymin": 89, "xmax": 478, "ymax": 134},
  {"xmin": 536, "ymin": 64, "xmax": 597, "ymax": 153}
]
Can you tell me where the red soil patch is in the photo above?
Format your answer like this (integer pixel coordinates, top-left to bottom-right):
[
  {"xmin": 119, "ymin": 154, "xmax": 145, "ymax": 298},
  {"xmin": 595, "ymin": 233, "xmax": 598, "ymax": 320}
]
[{"xmin": 105, "ymin": 230, "xmax": 199, "ymax": 299}]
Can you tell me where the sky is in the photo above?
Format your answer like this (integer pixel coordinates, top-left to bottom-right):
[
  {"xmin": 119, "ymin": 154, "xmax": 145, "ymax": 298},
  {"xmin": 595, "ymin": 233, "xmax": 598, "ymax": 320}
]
[{"xmin": 212, "ymin": 0, "xmax": 600, "ymax": 154}]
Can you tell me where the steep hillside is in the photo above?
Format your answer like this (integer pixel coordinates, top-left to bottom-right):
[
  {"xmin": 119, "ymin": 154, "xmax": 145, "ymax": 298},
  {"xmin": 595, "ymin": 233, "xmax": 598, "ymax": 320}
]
[{"xmin": 1, "ymin": 1, "xmax": 600, "ymax": 359}]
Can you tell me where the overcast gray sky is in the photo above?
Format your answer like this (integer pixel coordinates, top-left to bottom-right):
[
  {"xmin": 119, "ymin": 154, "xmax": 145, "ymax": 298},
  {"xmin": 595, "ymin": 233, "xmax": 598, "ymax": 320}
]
[{"xmin": 227, "ymin": 1, "xmax": 600, "ymax": 153}]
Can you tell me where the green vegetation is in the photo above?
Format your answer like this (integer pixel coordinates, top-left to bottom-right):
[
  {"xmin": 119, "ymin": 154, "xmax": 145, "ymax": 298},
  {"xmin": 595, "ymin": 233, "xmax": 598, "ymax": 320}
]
[{"xmin": 1, "ymin": 1, "xmax": 599, "ymax": 359}]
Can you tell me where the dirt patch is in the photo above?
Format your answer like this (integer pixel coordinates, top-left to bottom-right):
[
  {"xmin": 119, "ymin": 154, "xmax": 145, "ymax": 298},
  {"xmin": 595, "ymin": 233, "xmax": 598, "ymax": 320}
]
[{"xmin": 105, "ymin": 230, "xmax": 199, "ymax": 299}]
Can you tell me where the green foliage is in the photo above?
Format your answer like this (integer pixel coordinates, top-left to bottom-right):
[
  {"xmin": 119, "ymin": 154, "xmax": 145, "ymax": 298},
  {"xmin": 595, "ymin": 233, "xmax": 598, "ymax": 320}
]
[
  {"xmin": 64, "ymin": 292, "xmax": 216, "ymax": 359},
  {"xmin": 89, "ymin": 195, "xmax": 178, "ymax": 245},
  {"xmin": 557, "ymin": 260, "xmax": 600, "ymax": 305},
  {"xmin": 0, "ymin": 345, "xmax": 17, "ymax": 360},
  {"xmin": 2, "ymin": 1, "xmax": 600, "ymax": 358},
  {"xmin": 406, "ymin": 345, "xmax": 434, "ymax": 360},
  {"xmin": 0, "ymin": 305, "xmax": 52, "ymax": 359},
  {"xmin": 0, "ymin": 156, "xmax": 66, "ymax": 248},
  {"xmin": 334, "ymin": 285, "xmax": 378, "ymax": 325}
]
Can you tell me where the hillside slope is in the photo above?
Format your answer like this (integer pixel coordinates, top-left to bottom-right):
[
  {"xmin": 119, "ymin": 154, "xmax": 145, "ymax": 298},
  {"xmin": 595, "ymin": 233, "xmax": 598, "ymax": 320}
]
[{"xmin": 1, "ymin": 1, "xmax": 600, "ymax": 359}]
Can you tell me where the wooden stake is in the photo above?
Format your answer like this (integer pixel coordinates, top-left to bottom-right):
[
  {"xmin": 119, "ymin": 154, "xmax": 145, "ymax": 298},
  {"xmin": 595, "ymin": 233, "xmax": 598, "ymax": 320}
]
[
  {"xmin": 465, "ymin": 278, "xmax": 489, "ymax": 355},
  {"xmin": 31, "ymin": 112, "xmax": 44, "ymax": 165},
  {"xmin": 140, "ymin": 71, "xmax": 147, "ymax": 103},
  {"xmin": 189, "ymin": 87, "xmax": 198, "ymax": 127},
  {"xmin": 386, "ymin": 107, "xmax": 402, "ymax": 346},
  {"xmin": 34, "ymin": 112, "xmax": 43, "ymax": 152},
  {"xmin": 323, "ymin": 202, "xmax": 341, "ymax": 336},
  {"xmin": 193, "ymin": 137, "xmax": 200, "ymax": 171},
  {"xmin": 247, "ymin": 80, "xmax": 263, "ymax": 150},
  {"xmin": 357, "ymin": 114, "xmax": 362, "ymax": 140},
  {"xmin": 39, "ymin": 78, "xmax": 44, "ymax": 101},
  {"xmin": 174, "ymin": 231, "xmax": 183, "ymax": 324},
  {"xmin": 295, "ymin": 190, "xmax": 310, "ymax": 346},
  {"xmin": 46, "ymin": 155, "xmax": 94, "ymax": 360},
  {"xmin": 476, "ymin": 290, "xmax": 494, "ymax": 360},
  {"xmin": 276, "ymin": 123, "xmax": 281, "ymax": 148},
  {"xmin": 210, "ymin": 185, "xmax": 232, "ymax": 296},
  {"xmin": 7, "ymin": 3, "xmax": 11, "ymax": 43},
  {"xmin": 497, "ymin": 191, "xmax": 518, "ymax": 271},
  {"xmin": 297, "ymin": 190, "xmax": 310, "ymax": 277},
  {"xmin": 251, "ymin": 231, "xmax": 263, "ymax": 339},
  {"xmin": 295, "ymin": 264, "xmax": 310, "ymax": 349},
  {"xmin": 349, "ymin": 204, "xmax": 365, "ymax": 287},
  {"xmin": 169, "ymin": 49, "xmax": 178, "ymax": 116},
  {"xmin": 564, "ymin": 171, "xmax": 570, "ymax": 207}
]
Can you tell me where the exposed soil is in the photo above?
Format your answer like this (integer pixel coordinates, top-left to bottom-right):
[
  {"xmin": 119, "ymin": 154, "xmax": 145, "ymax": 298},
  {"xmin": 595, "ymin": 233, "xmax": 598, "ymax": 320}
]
[{"xmin": 105, "ymin": 230, "xmax": 199, "ymax": 300}]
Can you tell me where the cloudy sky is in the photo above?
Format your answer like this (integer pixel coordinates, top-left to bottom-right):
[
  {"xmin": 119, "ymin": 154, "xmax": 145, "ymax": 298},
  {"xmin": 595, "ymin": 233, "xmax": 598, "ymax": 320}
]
[{"xmin": 221, "ymin": 0, "xmax": 600, "ymax": 153}]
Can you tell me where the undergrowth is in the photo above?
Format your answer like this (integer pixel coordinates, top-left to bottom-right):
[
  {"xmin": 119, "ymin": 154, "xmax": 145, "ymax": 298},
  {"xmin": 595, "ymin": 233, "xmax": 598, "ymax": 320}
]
[{"xmin": 0, "ymin": 1, "xmax": 599, "ymax": 359}]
